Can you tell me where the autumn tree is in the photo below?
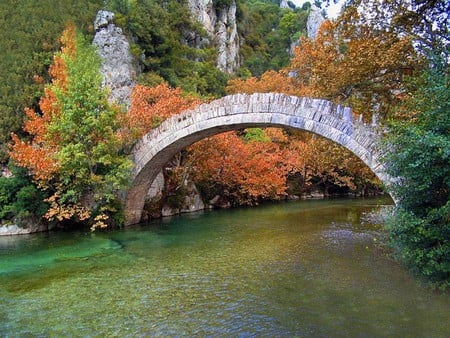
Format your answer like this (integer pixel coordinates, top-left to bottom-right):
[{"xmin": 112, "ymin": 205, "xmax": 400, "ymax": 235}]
[
  {"xmin": 122, "ymin": 82, "xmax": 203, "ymax": 215},
  {"xmin": 0, "ymin": 0, "xmax": 103, "ymax": 162},
  {"xmin": 122, "ymin": 83, "xmax": 201, "ymax": 143},
  {"xmin": 10, "ymin": 25, "xmax": 132, "ymax": 229},
  {"xmin": 189, "ymin": 128, "xmax": 308, "ymax": 205},
  {"xmin": 232, "ymin": 14, "xmax": 421, "ymax": 121},
  {"xmin": 326, "ymin": 0, "xmax": 449, "ymax": 289},
  {"xmin": 302, "ymin": 135, "xmax": 380, "ymax": 196},
  {"xmin": 227, "ymin": 70, "xmax": 298, "ymax": 96},
  {"xmin": 225, "ymin": 8, "xmax": 422, "ymax": 196},
  {"xmin": 289, "ymin": 19, "xmax": 421, "ymax": 120},
  {"xmin": 338, "ymin": 0, "xmax": 449, "ymax": 59}
]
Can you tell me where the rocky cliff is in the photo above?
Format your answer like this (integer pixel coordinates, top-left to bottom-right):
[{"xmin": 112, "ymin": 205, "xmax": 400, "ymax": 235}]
[
  {"xmin": 187, "ymin": 0, "xmax": 240, "ymax": 73},
  {"xmin": 307, "ymin": 5, "xmax": 325, "ymax": 39},
  {"xmin": 93, "ymin": 10, "xmax": 136, "ymax": 107}
]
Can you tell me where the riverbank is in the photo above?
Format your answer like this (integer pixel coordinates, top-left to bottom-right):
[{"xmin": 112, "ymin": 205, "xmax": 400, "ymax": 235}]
[{"xmin": 0, "ymin": 192, "xmax": 388, "ymax": 236}]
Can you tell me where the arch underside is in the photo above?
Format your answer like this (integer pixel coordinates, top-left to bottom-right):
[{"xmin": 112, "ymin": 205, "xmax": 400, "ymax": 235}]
[{"xmin": 125, "ymin": 94, "xmax": 387, "ymax": 225}]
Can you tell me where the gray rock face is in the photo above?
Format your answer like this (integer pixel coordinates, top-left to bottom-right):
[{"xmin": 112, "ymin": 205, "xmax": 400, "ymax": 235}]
[
  {"xmin": 215, "ymin": 1, "xmax": 240, "ymax": 73},
  {"xmin": 307, "ymin": 5, "xmax": 325, "ymax": 39},
  {"xmin": 94, "ymin": 10, "xmax": 115, "ymax": 30},
  {"xmin": 1, "ymin": 165, "xmax": 11, "ymax": 178},
  {"xmin": 279, "ymin": 0, "xmax": 290, "ymax": 9},
  {"xmin": 0, "ymin": 221, "xmax": 48, "ymax": 236},
  {"xmin": 0, "ymin": 224, "xmax": 31, "ymax": 236},
  {"xmin": 161, "ymin": 180, "xmax": 205, "ymax": 217},
  {"xmin": 187, "ymin": 0, "xmax": 240, "ymax": 73},
  {"xmin": 93, "ymin": 11, "xmax": 135, "ymax": 107},
  {"xmin": 188, "ymin": 0, "xmax": 215, "ymax": 36},
  {"xmin": 180, "ymin": 181, "xmax": 205, "ymax": 213}
]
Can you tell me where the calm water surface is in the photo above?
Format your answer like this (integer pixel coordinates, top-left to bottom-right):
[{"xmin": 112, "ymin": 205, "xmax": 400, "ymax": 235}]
[{"xmin": 0, "ymin": 197, "xmax": 449, "ymax": 337}]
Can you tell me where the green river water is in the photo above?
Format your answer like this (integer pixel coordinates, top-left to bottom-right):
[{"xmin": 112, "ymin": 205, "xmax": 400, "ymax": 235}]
[{"xmin": 0, "ymin": 197, "xmax": 449, "ymax": 337}]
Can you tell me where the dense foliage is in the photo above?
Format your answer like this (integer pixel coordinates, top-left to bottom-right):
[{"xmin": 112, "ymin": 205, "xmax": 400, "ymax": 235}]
[
  {"xmin": 339, "ymin": 0, "xmax": 449, "ymax": 59},
  {"xmin": 237, "ymin": 0, "xmax": 310, "ymax": 76},
  {"xmin": 0, "ymin": 165, "xmax": 48, "ymax": 224},
  {"xmin": 0, "ymin": 0, "xmax": 103, "ymax": 162},
  {"xmin": 10, "ymin": 26, "xmax": 132, "ymax": 230},
  {"xmin": 190, "ymin": 128, "xmax": 307, "ymax": 205},
  {"xmin": 124, "ymin": 84, "xmax": 201, "ymax": 141},
  {"xmin": 384, "ymin": 59, "xmax": 449, "ymax": 289}
]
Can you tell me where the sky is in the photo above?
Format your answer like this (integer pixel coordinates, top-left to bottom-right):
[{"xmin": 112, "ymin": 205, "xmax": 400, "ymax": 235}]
[{"xmin": 291, "ymin": 0, "xmax": 345, "ymax": 19}]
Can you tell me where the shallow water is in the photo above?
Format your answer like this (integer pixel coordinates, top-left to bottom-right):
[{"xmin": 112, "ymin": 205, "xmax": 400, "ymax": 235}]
[{"xmin": 0, "ymin": 197, "xmax": 449, "ymax": 337}]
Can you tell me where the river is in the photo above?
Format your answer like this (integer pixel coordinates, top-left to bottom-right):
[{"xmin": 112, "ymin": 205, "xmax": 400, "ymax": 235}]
[{"xmin": 0, "ymin": 197, "xmax": 449, "ymax": 336}]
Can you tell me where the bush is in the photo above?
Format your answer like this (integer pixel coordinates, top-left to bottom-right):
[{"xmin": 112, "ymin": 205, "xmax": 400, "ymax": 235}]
[
  {"xmin": 383, "ymin": 57, "xmax": 449, "ymax": 289},
  {"xmin": 386, "ymin": 205, "xmax": 450, "ymax": 290},
  {"xmin": 0, "ymin": 166, "xmax": 48, "ymax": 223}
]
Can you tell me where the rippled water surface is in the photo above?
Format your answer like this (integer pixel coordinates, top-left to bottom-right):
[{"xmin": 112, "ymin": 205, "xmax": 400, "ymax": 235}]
[{"xmin": 1, "ymin": 197, "xmax": 449, "ymax": 336}]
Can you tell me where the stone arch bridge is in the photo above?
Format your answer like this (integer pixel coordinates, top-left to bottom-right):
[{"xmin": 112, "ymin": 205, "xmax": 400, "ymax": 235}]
[{"xmin": 125, "ymin": 93, "xmax": 388, "ymax": 225}]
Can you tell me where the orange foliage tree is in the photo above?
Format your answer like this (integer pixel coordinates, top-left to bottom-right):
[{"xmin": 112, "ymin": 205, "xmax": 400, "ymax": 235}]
[
  {"xmin": 288, "ymin": 18, "xmax": 420, "ymax": 119},
  {"xmin": 223, "ymin": 11, "xmax": 422, "ymax": 197},
  {"xmin": 122, "ymin": 83, "xmax": 201, "ymax": 143},
  {"xmin": 10, "ymin": 25, "xmax": 132, "ymax": 229},
  {"xmin": 189, "ymin": 128, "xmax": 308, "ymax": 205},
  {"xmin": 227, "ymin": 70, "xmax": 298, "ymax": 96},
  {"xmin": 9, "ymin": 26, "xmax": 76, "ymax": 182},
  {"xmin": 303, "ymin": 136, "xmax": 381, "ymax": 195}
]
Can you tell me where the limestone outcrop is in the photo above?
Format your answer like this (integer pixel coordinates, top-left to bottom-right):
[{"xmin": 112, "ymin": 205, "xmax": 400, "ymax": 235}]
[
  {"xmin": 307, "ymin": 5, "xmax": 325, "ymax": 39},
  {"xmin": 93, "ymin": 10, "xmax": 136, "ymax": 107},
  {"xmin": 187, "ymin": 0, "xmax": 240, "ymax": 73},
  {"xmin": 0, "ymin": 219, "xmax": 48, "ymax": 236},
  {"xmin": 279, "ymin": 0, "xmax": 291, "ymax": 9}
]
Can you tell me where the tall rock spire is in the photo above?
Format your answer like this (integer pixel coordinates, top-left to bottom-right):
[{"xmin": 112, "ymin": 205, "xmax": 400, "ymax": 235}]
[{"xmin": 93, "ymin": 10, "xmax": 136, "ymax": 108}]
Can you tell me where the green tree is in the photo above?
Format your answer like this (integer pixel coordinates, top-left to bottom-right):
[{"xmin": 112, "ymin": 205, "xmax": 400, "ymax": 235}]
[
  {"xmin": 0, "ymin": 0, "xmax": 103, "ymax": 162},
  {"xmin": 10, "ymin": 26, "xmax": 132, "ymax": 230},
  {"xmin": 383, "ymin": 57, "xmax": 449, "ymax": 289},
  {"xmin": 237, "ymin": 1, "xmax": 309, "ymax": 76}
]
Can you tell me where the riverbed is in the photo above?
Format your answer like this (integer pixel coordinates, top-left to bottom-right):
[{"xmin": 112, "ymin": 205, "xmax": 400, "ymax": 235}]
[{"xmin": 0, "ymin": 197, "xmax": 449, "ymax": 336}]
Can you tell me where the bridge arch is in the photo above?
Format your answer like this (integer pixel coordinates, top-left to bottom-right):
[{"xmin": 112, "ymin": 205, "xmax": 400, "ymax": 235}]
[{"xmin": 125, "ymin": 93, "xmax": 388, "ymax": 225}]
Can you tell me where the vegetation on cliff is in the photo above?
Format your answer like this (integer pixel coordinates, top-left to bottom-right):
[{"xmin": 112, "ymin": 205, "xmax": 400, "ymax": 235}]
[{"xmin": 237, "ymin": 0, "xmax": 310, "ymax": 76}]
